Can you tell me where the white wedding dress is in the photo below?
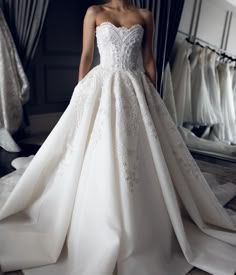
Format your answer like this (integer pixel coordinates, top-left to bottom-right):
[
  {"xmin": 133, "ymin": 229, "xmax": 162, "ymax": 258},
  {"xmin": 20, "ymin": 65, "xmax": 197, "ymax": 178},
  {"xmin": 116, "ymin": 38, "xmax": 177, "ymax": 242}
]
[
  {"xmin": 1, "ymin": 22, "xmax": 236, "ymax": 275},
  {"xmin": 218, "ymin": 63, "xmax": 236, "ymax": 144},
  {"xmin": 191, "ymin": 47, "xmax": 218, "ymax": 126},
  {"xmin": 0, "ymin": 9, "xmax": 29, "ymax": 153},
  {"xmin": 205, "ymin": 51, "xmax": 223, "ymax": 124},
  {"xmin": 171, "ymin": 40, "xmax": 192, "ymax": 126}
]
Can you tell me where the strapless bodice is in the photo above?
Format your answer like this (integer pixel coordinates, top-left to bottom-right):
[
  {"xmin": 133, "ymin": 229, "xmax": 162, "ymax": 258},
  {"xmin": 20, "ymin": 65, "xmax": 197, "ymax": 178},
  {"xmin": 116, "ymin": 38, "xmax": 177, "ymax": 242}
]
[{"xmin": 96, "ymin": 22, "xmax": 145, "ymax": 72}]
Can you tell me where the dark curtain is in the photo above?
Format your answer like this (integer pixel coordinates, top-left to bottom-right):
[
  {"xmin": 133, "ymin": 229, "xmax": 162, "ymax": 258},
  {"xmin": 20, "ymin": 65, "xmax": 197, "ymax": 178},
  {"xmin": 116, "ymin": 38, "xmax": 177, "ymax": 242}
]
[
  {"xmin": 2, "ymin": 0, "xmax": 50, "ymax": 137},
  {"xmin": 2, "ymin": 0, "xmax": 50, "ymax": 70},
  {"xmin": 129, "ymin": 0, "xmax": 184, "ymax": 94}
]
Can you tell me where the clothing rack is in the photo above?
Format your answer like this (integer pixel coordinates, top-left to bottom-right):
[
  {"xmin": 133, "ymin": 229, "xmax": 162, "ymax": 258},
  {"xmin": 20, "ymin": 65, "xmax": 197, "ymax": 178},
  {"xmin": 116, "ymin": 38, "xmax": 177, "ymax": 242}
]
[{"xmin": 186, "ymin": 37, "xmax": 236, "ymax": 64}]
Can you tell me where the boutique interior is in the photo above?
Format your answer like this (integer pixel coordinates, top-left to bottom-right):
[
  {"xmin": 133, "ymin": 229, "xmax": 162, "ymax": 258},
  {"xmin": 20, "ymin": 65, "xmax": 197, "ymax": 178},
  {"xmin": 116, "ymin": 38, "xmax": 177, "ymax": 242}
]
[
  {"xmin": 0, "ymin": 0, "xmax": 236, "ymax": 274},
  {"xmin": 165, "ymin": 0, "xmax": 236, "ymax": 161}
]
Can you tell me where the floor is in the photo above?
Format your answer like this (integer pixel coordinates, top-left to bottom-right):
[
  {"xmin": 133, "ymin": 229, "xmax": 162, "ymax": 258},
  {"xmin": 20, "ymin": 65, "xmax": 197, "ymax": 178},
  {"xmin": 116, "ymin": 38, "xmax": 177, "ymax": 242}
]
[
  {"xmin": 0, "ymin": 269, "xmax": 210, "ymax": 275},
  {"xmin": 0, "ymin": 143, "xmax": 40, "ymax": 177},
  {"xmin": 0, "ymin": 138, "xmax": 236, "ymax": 275}
]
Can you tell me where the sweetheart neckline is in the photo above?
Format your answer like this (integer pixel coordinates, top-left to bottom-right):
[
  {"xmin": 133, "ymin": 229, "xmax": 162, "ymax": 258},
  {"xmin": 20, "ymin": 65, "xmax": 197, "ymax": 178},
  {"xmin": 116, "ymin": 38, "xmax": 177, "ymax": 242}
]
[{"xmin": 96, "ymin": 21, "xmax": 144, "ymax": 31}]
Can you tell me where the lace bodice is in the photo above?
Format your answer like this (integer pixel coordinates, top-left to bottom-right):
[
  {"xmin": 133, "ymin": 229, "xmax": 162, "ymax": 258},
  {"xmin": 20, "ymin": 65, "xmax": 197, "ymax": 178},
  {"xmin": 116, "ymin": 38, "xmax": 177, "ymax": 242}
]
[{"xmin": 96, "ymin": 22, "xmax": 145, "ymax": 72}]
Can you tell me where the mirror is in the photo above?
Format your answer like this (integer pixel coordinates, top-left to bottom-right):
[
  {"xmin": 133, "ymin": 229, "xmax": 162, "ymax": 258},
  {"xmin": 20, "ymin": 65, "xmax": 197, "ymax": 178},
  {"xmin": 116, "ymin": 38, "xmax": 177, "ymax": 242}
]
[{"xmin": 163, "ymin": 0, "xmax": 236, "ymax": 161}]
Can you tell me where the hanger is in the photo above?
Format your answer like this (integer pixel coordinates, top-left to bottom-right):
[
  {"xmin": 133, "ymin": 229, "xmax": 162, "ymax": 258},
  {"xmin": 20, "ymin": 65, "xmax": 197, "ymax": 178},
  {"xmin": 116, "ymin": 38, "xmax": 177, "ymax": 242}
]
[
  {"xmin": 185, "ymin": 36, "xmax": 236, "ymax": 63},
  {"xmin": 185, "ymin": 34, "xmax": 196, "ymax": 44}
]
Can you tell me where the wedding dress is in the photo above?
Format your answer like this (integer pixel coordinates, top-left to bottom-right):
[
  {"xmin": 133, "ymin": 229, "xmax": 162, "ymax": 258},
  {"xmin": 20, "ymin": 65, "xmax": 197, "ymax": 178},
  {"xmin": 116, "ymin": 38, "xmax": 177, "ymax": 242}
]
[
  {"xmin": 0, "ymin": 9, "xmax": 29, "ymax": 152},
  {"xmin": 208, "ymin": 57, "xmax": 225, "ymax": 142},
  {"xmin": 1, "ymin": 22, "xmax": 236, "ymax": 275},
  {"xmin": 191, "ymin": 47, "xmax": 218, "ymax": 125},
  {"xmin": 162, "ymin": 63, "xmax": 177, "ymax": 124},
  {"xmin": 171, "ymin": 40, "xmax": 192, "ymax": 126},
  {"xmin": 218, "ymin": 62, "xmax": 236, "ymax": 144},
  {"xmin": 231, "ymin": 67, "xmax": 236, "ymax": 118},
  {"xmin": 205, "ymin": 51, "xmax": 223, "ymax": 124}
]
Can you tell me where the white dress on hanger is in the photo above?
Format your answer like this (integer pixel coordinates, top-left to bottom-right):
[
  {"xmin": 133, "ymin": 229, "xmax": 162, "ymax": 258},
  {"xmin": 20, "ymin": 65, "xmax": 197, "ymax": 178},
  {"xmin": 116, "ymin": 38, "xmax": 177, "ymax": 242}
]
[
  {"xmin": 0, "ymin": 22, "xmax": 236, "ymax": 275},
  {"xmin": 183, "ymin": 44, "xmax": 193, "ymax": 125},
  {"xmin": 171, "ymin": 40, "xmax": 192, "ymax": 126},
  {"xmin": 205, "ymin": 51, "xmax": 223, "ymax": 124},
  {"xmin": 217, "ymin": 62, "xmax": 236, "ymax": 144},
  {"xmin": 162, "ymin": 63, "xmax": 177, "ymax": 124},
  {"xmin": 190, "ymin": 46, "xmax": 218, "ymax": 125},
  {"xmin": 208, "ymin": 58, "xmax": 225, "ymax": 141},
  {"xmin": 231, "ymin": 66, "xmax": 236, "ymax": 118}
]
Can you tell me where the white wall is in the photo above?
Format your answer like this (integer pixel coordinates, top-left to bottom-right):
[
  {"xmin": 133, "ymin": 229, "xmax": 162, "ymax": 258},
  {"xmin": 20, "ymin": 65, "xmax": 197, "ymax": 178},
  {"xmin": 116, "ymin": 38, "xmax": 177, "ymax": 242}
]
[
  {"xmin": 178, "ymin": 0, "xmax": 236, "ymax": 56},
  {"xmin": 226, "ymin": 0, "xmax": 236, "ymax": 7}
]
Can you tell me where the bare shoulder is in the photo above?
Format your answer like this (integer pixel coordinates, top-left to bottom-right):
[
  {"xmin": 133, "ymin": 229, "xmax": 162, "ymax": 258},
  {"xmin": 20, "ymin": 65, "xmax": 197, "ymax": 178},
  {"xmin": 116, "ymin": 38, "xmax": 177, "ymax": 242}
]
[
  {"xmin": 86, "ymin": 5, "xmax": 103, "ymax": 15},
  {"xmin": 84, "ymin": 4, "xmax": 105, "ymax": 24},
  {"xmin": 138, "ymin": 8, "xmax": 153, "ymax": 21}
]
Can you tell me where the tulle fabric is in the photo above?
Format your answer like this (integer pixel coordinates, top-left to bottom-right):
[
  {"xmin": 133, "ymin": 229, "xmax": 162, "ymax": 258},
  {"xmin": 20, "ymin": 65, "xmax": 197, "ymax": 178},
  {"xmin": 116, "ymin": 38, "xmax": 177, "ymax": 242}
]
[
  {"xmin": 217, "ymin": 63, "xmax": 236, "ymax": 144},
  {"xmin": 205, "ymin": 50, "xmax": 223, "ymax": 124},
  {"xmin": 191, "ymin": 48, "xmax": 219, "ymax": 125},
  {"xmin": 171, "ymin": 40, "xmax": 192, "ymax": 126}
]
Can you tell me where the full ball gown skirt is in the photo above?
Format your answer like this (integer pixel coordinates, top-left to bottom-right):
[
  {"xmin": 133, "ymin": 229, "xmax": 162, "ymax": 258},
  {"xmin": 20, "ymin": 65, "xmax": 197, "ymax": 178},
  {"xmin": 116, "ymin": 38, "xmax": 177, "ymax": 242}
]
[{"xmin": 0, "ymin": 22, "xmax": 236, "ymax": 275}]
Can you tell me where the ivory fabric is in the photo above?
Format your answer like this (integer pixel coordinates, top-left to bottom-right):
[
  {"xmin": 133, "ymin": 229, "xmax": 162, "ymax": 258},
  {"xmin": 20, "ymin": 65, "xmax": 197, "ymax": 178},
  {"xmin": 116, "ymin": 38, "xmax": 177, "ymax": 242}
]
[
  {"xmin": 0, "ymin": 9, "xmax": 29, "ymax": 152},
  {"xmin": 0, "ymin": 22, "xmax": 236, "ymax": 275}
]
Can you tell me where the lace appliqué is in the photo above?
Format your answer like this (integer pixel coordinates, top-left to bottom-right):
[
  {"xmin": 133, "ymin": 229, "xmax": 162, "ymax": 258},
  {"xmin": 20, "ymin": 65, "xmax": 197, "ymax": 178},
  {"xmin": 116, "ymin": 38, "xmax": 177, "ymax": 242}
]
[
  {"xmin": 56, "ymin": 73, "xmax": 99, "ymax": 172},
  {"xmin": 89, "ymin": 106, "xmax": 108, "ymax": 150},
  {"xmin": 115, "ymin": 76, "xmax": 141, "ymax": 192},
  {"xmin": 96, "ymin": 22, "xmax": 144, "ymax": 72},
  {"xmin": 135, "ymin": 75, "xmax": 159, "ymax": 140},
  {"xmin": 71, "ymin": 72, "xmax": 97, "ymax": 123},
  {"xmin": 147, "ymin": 86, "xmax": 235, "ymax": 221},
  {"xmin": 146, "ymin": 85, "xmax": 202, "ymax": 176}
]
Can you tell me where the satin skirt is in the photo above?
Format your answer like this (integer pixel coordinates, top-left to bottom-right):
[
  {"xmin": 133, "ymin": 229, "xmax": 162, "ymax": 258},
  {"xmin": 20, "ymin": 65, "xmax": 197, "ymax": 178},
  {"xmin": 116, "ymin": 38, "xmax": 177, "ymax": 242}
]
[{"xmin": 0, "ymin": 65, "xmax": 236, "ymax": 275}]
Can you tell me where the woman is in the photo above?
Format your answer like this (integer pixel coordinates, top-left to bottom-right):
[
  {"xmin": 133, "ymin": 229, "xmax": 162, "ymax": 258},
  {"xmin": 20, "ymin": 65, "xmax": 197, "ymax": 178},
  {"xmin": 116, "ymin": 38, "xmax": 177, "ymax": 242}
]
[
  {"xmin": 78, "ymin": 1, "xmax": 156, "ymax": 86},
  {"xmin": 0, "ymin": 1, "xmax": 236, "ymax": 275}
]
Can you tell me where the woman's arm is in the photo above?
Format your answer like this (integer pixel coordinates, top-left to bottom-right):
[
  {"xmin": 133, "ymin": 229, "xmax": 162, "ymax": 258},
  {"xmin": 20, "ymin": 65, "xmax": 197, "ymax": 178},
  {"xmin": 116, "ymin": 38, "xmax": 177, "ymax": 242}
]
[
  {"xmin": 142, "ymin": 11, "xmax": 157, "ymax": 87},
  {"xmin": 78, "ymin": 6, "xmax": 97, "ymax": 82}
]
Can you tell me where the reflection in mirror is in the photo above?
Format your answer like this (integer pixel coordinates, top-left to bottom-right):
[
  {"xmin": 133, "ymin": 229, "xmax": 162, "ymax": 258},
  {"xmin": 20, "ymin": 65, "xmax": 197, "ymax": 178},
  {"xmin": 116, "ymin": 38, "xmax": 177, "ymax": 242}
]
[{"xmin": 163, "ymin": 0, "xmax": 236, "ymax": 160}]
